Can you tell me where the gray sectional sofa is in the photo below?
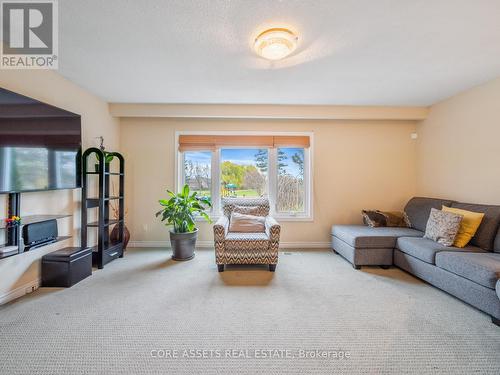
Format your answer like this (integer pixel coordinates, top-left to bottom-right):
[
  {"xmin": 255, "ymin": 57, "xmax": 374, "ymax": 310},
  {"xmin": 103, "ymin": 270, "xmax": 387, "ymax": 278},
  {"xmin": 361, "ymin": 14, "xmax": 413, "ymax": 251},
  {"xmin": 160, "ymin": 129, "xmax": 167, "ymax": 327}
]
[{"xmin": 331, "ymin": 197, "xmax": 500, "ymax": 325}]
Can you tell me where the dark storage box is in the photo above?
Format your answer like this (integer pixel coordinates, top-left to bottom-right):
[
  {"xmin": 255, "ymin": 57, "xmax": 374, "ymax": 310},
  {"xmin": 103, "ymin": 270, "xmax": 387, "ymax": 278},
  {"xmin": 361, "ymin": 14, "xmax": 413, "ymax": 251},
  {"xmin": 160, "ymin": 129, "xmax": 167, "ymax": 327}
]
[{"xmin": 42, "ymin": 247, "xmax": 92, "ymax": 287}]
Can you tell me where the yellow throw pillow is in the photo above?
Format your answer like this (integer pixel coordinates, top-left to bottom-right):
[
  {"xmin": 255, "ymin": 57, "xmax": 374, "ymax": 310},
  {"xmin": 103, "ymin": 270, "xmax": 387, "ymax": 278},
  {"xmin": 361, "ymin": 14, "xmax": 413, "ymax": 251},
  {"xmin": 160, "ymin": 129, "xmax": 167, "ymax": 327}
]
[{"xmin": 442, "ymin": 206, "xmax": 484, "ymax": 248}]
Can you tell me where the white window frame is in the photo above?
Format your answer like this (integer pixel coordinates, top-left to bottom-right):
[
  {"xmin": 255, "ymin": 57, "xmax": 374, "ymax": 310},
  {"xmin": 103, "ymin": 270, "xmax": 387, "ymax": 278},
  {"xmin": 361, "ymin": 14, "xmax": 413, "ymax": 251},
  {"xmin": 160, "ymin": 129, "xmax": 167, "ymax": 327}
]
[{"xmin": 175, "ymin": 131, "xmax": 314, "ymax": 221}]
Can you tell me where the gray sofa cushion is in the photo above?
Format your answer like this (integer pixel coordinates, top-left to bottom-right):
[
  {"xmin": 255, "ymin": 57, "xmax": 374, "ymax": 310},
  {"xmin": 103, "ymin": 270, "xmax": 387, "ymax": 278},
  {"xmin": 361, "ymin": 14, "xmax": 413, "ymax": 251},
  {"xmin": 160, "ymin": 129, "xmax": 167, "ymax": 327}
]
[
  {"xmin": 435, "ymin": 252, "xmax": 500, "ymax": 289},
  {"xmin": 494, "ymin": 227, "xmax": 500, "ymax": 254},
  {"xmin": 331, "ymin": 225, "xmax": 423, "ymax": 249},
  {"xmin": 451, "ymin": 202, "xmax": 500, "ymax": 251},
  {"xmin": 396, "ymin": 237, "xmax": 485, "ymax": 264},
  {"xmin": 395, "ymin": 249, "xmax": 500, "ymax": 319},
  {"xmin": 404, "ymin": 197, "xmax": 454, "ymax": 232}
]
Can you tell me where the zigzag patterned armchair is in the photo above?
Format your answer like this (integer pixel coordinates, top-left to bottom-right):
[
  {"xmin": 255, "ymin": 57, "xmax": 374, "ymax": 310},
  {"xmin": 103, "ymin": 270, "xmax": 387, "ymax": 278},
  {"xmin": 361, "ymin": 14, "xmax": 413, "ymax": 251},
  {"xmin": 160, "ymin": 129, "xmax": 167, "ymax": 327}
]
[{"xmin": 214, "ymin": 198, "xmax": 281, "ymax": 272}]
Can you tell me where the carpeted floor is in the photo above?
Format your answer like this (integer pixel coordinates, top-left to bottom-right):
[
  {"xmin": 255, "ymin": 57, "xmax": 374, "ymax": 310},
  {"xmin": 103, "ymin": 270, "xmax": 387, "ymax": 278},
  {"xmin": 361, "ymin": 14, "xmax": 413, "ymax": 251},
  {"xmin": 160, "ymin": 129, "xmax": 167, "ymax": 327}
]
[{"xmin": 1, "ymin": 248, "xmax": 499, "ymax": 374}]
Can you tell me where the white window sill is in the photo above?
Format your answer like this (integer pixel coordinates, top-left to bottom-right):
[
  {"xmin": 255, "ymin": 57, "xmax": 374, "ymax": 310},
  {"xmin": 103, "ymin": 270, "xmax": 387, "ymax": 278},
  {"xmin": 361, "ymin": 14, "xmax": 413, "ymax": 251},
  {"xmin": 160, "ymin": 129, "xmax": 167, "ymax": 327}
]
[
  {"xmin": 273, "ymin": 215, "xmax": 313, "ymax": 222},
  {"xmin": 195, "ymin": 214, "xmax": 313, "ymax": 223}
]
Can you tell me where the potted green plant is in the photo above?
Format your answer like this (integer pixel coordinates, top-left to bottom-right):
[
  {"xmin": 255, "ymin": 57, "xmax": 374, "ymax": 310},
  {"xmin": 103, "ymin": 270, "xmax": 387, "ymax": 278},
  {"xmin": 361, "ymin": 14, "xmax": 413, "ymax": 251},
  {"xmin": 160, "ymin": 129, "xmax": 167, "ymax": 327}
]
[
  {"xmin": 156, "ymin": 184, "xmax": 211, "ymax": 261},
  {"xmin": 95, "ymin": 152, "xmax": 114, "ymax": 173}
]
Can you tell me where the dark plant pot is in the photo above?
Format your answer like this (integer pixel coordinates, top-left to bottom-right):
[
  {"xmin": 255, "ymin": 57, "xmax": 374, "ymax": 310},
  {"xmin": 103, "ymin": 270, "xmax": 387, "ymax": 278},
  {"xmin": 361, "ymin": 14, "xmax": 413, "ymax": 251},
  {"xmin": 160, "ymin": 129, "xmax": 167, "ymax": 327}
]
[
  {"xmin": 94, "ymin": 162, "xmax": 110, "ymax": 173},
  {"xmin": 110, "ymin": 224, "xmax": 130, "ymax": 251},
  {"xmin": 169, "ymin": 228, "xmax": 198, "ymax": 261}
]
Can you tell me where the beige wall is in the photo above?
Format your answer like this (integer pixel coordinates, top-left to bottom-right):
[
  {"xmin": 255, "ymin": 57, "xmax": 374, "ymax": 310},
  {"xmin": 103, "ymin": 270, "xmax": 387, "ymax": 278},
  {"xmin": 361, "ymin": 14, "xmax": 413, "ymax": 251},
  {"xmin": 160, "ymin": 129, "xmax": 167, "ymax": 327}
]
[
  {"xmin": 120, "ymin": 118, "xmax": 418, "ymax": 246},
  {"xmin": 0, "ymin": 70, "xmax": 120, "ymax": 302},
  {"xmin": 1, "ymin": 66, "xmax": 497, "ymax": 304},
  {"xmin": 416, "ymin": 77, "xmax": 500, "ymax": 204}
]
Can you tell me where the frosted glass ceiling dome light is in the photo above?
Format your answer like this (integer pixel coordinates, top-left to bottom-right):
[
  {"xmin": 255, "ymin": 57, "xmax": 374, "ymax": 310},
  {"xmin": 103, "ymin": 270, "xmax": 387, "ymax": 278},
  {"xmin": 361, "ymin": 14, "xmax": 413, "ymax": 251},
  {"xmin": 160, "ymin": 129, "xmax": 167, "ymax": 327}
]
[{"xmin": 254, "ymin": 28, "xmax": 298, "ymax": 60}]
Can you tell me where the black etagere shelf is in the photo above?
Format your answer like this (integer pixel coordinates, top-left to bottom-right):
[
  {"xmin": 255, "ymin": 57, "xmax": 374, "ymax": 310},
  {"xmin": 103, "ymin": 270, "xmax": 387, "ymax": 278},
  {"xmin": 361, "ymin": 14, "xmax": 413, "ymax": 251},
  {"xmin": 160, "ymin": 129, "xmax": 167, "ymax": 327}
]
[
  {"xmin": 81, "ymin": 148, "xmax": 125, "ymax": 269},
  {"xmin": 0, "ymin": 195, "xmax": 73, "ymax": 260}
]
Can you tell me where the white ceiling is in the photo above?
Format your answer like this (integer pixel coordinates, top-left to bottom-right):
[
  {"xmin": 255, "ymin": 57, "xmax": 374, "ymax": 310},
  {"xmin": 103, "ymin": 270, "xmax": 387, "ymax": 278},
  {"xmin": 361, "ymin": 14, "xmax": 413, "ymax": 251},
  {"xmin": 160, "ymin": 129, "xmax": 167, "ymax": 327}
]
[{"xmin": 59, "ymin": 0, "xmax": 500, "ymax": 105}]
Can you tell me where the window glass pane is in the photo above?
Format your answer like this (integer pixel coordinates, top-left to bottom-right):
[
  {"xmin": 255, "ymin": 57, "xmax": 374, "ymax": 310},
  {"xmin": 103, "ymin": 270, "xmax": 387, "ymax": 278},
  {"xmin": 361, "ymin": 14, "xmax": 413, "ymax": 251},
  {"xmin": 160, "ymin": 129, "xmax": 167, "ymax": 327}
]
[
  {"xmin": 55, "ymin": 150, "xmax": 78, "ymax": 188},
  {"xmin": 220, "ymin": 148, "xmax": 268, "ymax": 199},
  {"xmin": 13, "ymin": 147, "xmax": 49, "ymax": 190},
  {"xmin": 277, "ymin": 148, "xmax": 305, "ymax": 213},
  {"xmin": 183, "ymin": 151, "xmax": 211, "ymax": 200}
]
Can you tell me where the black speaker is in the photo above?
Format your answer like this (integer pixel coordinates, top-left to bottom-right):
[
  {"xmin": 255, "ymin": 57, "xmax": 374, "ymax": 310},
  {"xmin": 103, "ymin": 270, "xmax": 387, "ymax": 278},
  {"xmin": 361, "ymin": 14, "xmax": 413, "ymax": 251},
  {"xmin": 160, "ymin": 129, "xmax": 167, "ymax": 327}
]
[{"xmin": 23, "ymin": 219, "xmax": 58, "ymax": 250}]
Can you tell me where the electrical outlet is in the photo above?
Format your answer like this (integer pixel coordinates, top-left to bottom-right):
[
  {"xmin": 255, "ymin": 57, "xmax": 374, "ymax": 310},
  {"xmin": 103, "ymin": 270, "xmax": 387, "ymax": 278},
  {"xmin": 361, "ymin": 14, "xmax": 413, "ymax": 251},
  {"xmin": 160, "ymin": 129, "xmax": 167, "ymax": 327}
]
[
  {"xmin": 143, "ymin": 224, "xmax": 149, "ymax": 232},
  {"xmin": 24, "ymin": 285, "xmax": 37, "ymax": 294}
]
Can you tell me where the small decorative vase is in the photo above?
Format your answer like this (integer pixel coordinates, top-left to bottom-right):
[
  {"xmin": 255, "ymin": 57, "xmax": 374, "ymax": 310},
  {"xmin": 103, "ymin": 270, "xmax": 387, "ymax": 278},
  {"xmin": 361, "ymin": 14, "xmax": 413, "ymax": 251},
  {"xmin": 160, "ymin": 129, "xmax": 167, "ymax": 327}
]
[{"xmin": 110, "ymin": 224, "xmax": 130, "ymax": 251}]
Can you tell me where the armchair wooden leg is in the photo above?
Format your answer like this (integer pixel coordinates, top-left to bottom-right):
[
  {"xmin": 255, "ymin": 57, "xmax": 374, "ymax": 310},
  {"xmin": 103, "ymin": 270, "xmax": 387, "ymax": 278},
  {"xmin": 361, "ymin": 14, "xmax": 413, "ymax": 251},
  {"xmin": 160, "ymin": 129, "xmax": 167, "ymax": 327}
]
[
  {"xmin": 353, "ymin": 264, "xmax": 361, "ymax": 270},
  {"xmin": 217, "ymin": 264, "xmax": 224, "ymax": 272},
  {"xmin": 269, "ymin": 264, "xmax": 276, "ymax": 272}
]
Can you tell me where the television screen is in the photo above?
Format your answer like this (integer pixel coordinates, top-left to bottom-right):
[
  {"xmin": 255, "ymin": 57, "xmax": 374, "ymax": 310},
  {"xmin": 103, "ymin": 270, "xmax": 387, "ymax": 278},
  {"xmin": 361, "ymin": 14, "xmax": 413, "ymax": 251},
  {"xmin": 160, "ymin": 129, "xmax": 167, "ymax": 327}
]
[{"xmin": 0, "ymin": 88, "xmax": 82, "ymax": 193}]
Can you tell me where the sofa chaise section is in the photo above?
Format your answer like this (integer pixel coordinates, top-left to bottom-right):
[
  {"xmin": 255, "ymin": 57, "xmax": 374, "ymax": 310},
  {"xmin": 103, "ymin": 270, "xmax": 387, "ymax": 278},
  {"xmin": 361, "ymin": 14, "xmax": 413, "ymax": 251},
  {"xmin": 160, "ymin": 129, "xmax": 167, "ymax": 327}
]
[{"xmin": 331, "ymin": 225, "xmax": 422, "ymax": 269}]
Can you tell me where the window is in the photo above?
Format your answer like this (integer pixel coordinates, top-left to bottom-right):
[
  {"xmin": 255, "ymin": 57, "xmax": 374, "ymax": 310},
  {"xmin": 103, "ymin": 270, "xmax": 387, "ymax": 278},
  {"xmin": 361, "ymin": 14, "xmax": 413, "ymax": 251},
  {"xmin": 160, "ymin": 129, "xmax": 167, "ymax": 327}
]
[
  {"xmin": 178, "ymin": 133, "xmax": 312, "ymax": 220},
  {"xmin": 276, "ymin": 148, "xmax": 305, "ymax": 214},
  {"xmin": 183, "ymin": 151, "xmax": 212, "ymax": 201},
  {"xmin": 220, "ymin": 148, "xmax": 268, "ymax": 200}
]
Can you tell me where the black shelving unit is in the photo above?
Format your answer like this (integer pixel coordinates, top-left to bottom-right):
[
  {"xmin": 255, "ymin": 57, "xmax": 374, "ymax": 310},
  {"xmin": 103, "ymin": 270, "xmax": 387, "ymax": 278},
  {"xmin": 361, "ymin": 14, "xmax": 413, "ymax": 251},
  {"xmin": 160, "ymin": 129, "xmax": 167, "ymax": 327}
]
[
  {"xmin": 81, "ymin": 148, "xmax": 125, "ymax": 269},
  {"xmin": 0, "ymin": 192, "xmax": 73, "ymax": 260}
]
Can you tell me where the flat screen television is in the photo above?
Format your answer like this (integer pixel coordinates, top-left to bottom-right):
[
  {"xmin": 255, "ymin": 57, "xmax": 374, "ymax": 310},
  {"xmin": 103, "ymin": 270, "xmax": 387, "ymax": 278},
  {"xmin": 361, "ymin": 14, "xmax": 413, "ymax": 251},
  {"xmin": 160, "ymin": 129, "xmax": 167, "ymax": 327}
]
[{"xmin": 0, "ymin": 87, "xmax": 82, "ymax": 193}]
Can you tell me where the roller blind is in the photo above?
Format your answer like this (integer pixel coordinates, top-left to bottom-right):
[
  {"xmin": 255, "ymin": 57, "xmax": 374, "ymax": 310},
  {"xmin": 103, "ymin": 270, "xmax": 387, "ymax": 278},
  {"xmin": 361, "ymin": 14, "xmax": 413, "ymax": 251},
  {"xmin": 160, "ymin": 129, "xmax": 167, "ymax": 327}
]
[{"xmin": 179, "ymin": 135, "xmax": 310, "ymax": 151}]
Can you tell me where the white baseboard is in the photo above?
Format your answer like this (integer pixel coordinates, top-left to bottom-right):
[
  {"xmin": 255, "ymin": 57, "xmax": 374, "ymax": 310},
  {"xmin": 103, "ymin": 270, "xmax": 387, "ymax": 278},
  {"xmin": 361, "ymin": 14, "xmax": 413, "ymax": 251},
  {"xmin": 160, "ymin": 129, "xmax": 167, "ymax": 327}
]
[
  {"xmin": 0, "ymin": 278, "xmax": 40, "ymax": 306},
  {"xmin": 280, "ymin": 242, "xmax": 330, "ymax": 249},
  {"xmin": 129, "ymin": 241, "xmax": 330, "ymax": 249}
]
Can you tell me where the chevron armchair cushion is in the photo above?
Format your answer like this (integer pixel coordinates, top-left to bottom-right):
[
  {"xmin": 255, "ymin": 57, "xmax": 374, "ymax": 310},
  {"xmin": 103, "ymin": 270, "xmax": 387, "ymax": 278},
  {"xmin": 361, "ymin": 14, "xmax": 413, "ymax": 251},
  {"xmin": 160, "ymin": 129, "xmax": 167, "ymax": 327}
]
[
  {"xmin": 225, "ymin": 232, "xmax": 270, "ymax": 251},
  {"xmin": 219, "ymin": 232, "xmax": 278, "ymax": 265}
]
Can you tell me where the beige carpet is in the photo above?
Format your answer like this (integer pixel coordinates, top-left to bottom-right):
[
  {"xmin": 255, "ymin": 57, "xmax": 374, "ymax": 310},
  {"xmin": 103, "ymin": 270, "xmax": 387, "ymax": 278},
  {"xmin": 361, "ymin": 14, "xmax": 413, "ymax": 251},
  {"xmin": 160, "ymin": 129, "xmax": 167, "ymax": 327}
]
[{"xmin": 1, "ymin": 248, "xmax": 499, "ymax": 374}]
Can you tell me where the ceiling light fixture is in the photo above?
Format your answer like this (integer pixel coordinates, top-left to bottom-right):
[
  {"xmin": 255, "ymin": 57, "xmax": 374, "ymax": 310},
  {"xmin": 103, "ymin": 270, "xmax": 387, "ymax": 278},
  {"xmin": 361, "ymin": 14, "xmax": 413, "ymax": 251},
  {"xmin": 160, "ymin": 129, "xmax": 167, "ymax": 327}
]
[{"xmin": 254, "ymin": 28, "xmax": 298, "ymax": 61}]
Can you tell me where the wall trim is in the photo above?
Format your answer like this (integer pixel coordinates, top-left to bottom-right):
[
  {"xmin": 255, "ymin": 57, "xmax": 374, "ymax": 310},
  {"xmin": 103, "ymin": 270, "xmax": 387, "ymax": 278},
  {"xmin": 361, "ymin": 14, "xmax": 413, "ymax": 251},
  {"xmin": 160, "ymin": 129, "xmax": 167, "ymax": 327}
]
[
  {"xmin": 0, "ymin": 278, "xmax": 40, "ymax": 306},
  {"xmin": 128, "ymin": 241, "xmax": 330, "ymax": 249},
  {"xmin": 109, "ymin": 103, "xmax": 428, "ymax": 120}
]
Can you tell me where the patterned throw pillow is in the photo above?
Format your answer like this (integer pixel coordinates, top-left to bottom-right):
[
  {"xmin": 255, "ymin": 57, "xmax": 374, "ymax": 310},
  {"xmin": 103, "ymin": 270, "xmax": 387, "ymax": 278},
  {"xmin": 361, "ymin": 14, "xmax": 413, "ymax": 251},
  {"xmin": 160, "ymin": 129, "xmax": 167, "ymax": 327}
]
[
  {"xmin": 383, "ymin": 211, "xmax": 411, "ymax": 228},
  {"xmin": 362, "ymin": 210, "xmax": 387, "ymax": 227},
  {"xmin": 424, "ymin": 208, "xmax": 463, "ymax": 247},
  {"xmin": 362, "ymin": 210, "xmax": 411, "ymax": 228}
]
